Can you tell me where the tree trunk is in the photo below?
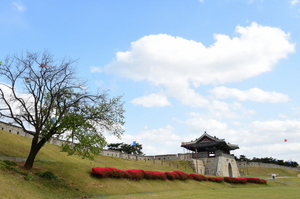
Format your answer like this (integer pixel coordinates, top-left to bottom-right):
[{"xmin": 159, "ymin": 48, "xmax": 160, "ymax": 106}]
[{"xmin": 24, "ymin": 137, "xmax": 47, "ymax": 170}]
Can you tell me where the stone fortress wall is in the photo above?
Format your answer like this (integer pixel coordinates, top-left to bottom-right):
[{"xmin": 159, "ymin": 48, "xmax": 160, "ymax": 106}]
[
  {"xmin": 1, "ymin": 121, "xmax": 299, "ymax": 172},
  {"xmin": 237, "ymin": 161, "xmax": 300, "ymax": 171},
  {"xmin": 0, "ymin": 121, "xmax": 191, "ymax": 161}
]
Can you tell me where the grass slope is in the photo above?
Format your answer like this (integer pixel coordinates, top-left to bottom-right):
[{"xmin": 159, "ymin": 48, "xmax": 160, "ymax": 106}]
[{"xmin": 0, "ymin": 130, "xmax": 300, "ymax": 199}]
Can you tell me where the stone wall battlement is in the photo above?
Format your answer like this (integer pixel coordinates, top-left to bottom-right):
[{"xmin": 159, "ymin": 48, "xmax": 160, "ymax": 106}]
[
  {"xmin": 1, "ymin": 120, "xmax": 299, "ymax": 172},
  {"xmin": 237, "ymin": 161, "xmax": 300, "ymax": 171}
]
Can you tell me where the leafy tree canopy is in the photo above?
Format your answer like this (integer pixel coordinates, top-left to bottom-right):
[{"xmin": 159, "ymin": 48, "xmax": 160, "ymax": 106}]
[
  {"xmin": 107, "ymin": 142, "xmax": 144, "ymax": 155},
  {"xmin": 0, "ymin": 51, "xmax": 125, "ymax": 169},
  {"xmin": 235, "ymin": 155, "xmax": 298, "ymax": 167}
]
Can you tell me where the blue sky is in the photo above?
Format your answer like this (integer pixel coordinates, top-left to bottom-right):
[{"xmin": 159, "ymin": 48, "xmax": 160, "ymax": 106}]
[{"xmin": 1, "ymin": 0, "xmax": 300, "ymax": 163}]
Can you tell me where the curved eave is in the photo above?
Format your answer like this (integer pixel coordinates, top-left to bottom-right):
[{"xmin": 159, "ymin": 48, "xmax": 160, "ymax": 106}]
[
  {"xmin": 181, "ymin": 141, "xmax": 224, "ymax": 150},
  {"xmin": 181, "ymin": 141, "xmax": 239, "ymax": 152},
  {"xmin": 227, "ymin": 144, "xmax": 239, "ymax": 150}
]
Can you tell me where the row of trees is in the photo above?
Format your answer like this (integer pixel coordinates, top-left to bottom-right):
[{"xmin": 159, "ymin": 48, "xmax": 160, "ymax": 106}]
[
  {"xmin": 0, "ymin": 51, "xmax": 125, "ymax": 169},
  {"xmin": 107, "ymin": 142, "xmax": 144, "ymax": 155},
  {"xmin": 236, "ymin": 155, "xmax": 299, "ymax": 167}
]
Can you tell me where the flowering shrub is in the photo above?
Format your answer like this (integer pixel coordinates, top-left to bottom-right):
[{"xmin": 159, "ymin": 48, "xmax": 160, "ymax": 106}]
[
  {"xmin": 91, "ymin": 167, "xmax": 110, "ymax": 178},
  {"xmin": 245, "ymin": 177, "xmax": 267, "ymax": 184},
  {"xmin": 126, "ymin": 169, "xmax": 144, "ymax": 180},
  {"xmin": 224, "ymin": 177, "xmax": 247, "ymax": 184},
  {"xmin": 189, "ymin": 173, "xmax": 207, "ymax": 181},
  {"xmin": 172, "ymin": 172, "xmax": 181, "ymax": 180},
  {"xmin": 259, "ymin": 179, "xmax": 267, "ymax": 184},
  {"xmin": 173, "ymin": 170, "xmax": 190, "ymax": 180},
  {"xmin": 164, "ymin": 172, "xmax": 176, "ymax": 180},
  {"xmin": 142, "ymin": 170, "xmax": 154, "ymax": 180},
  {"xmin": 153, "ymin": 171, "xmax": 167, "ymax": 180},
  {"xmin": 206, "ymin": 176, "xmax": 223, "ymax": 183},
  {"xmin": 91, "ymin": 167, "xmax": 131, "ymax": 179},
  {"xmin": 107, "ymin": 167, "xmax": 127, "ymax": 178},
  {"xmin": 91, "ymin": 167, "xmax": 267, "ymax": 185},
  {"xmin": 143, "ymin": 171, "xmax": 167, "ymax": 180},
  {"xmin": 237, "ymin": 178, "xmax": 247, "ymax": 184}
]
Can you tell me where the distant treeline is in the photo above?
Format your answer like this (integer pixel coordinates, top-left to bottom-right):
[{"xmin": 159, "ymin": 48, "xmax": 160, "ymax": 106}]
[{"xmin": 235, "ymin": 155, "xmax": 299, "ymax": 168}]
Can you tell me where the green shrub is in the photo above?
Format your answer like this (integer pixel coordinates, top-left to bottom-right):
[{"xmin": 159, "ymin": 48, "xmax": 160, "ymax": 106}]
[
  {"xmin": 2, "ymin": 160, "xmax": 18, "ymax": 166},
  {"xmin": 36, "ymin": 171, "xmax": 58, "ymax": 180},
  {"xmin": 7, "ymin": 165, "xmax": 21, "ymax": 173},
  {"xmin": 24, "ymin": 174, "xmax": 34, "ymax": 181},
  {"xmin": 0, "ymin": 160, "xmax": 35, "ymax": 181}
]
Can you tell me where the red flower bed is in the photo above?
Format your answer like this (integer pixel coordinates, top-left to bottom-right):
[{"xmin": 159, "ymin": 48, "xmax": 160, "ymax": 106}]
[
  {"xmin": 126, "ymin": 169, "xmax": 144, "ymax": 180},
  {"xmin": 245, "ymin": 177, "xmax": 267, "ymax": 184},
  {"xmin": 143, "ymin": 171, "xmax": 167, "ymax": 180},
  {"xmin": 91, "ymin": 167, "xmax": 131, "ymax": 179},
  {"xmin": 164, "ymin": 171, "xmax": 177, "ymax": 180},
  {"xmin": 206, "ymin": 176, "xmax": 223, "ymax": 183},
  {"xmin": 91, "ymin": 167, "xmax": 111, "ymax": 178},
  {"xmin": 224, "ymin": 177, "xmax": 247, "ymax": 184},
  {"xmin": 173, "ymin": 170, "xmax": 190, "ymax": 180},
  {"xmin": 189, "ymin": 173, "xmax": 207, "ymax": 181},
  {"xmin": 91, "ymin": 167, "xmax": 267, "ymax": 185}
]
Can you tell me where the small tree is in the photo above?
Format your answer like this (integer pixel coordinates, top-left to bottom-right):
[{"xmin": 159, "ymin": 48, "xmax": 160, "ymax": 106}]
[
  {"xmin": 107, "ymin": 142, "xmax": 144, "ymax": 155},
  {"xmin": 236, "ymin": 155, "xmax": 249, "ymax": 162},
  {"xmin": 0, "ymin": 51, "xmax": 125, "ymax": 169}
]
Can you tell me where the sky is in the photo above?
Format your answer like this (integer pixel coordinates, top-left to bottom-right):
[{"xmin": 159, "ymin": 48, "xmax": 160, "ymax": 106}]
[{"xmin": 1, "ymin": 0, "xmax": 300, "ymax": 163}]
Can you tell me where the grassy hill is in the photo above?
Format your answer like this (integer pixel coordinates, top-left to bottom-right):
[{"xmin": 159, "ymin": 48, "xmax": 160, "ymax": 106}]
[{"xmin": 0, "ymin": 130, "xmax": 300, "ymax": 199}]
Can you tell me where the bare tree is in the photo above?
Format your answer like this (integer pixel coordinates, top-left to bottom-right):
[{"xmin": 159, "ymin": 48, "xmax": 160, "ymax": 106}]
[{"xmin": 0, "ymin": 51, "xmax": 125, "ymax": 169}]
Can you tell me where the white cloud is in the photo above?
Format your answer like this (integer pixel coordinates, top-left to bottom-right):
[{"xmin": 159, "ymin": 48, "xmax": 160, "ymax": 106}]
[
  {"xmin": 182, "ymin": 115, "xmax": 228, "ymax": 134},
  {"xmin": 131, "ymin": 93, "xmax": 171, "ymax": 107},
  {"xmin": 105, "ymin": 22, "xmax": 295, "ymax": 107},
  {"xmin": 252, "ymin": 119, "xmax": 300, "ymax": 133},
  {"xmin": 208, "ymin": 101, "xmax": 255, "ymax": 119},
  {"xmin": 165, "ymin": 80, "xmax": 209, "ymax": 107},
  {"xmin": 210, "ymin": 86, "xmax": 289, "ymax": 103},
  {"xmin": 105, "ymin": 118, "xmax": 300, "ymax": 162},
  {"xmin": 105, "ymin": 125, "xmax": 182, "ymax": 155},
  {"xmin": 137, "ymin": 125, "xmax": 180, "ymax": 145},
  {"xmin": 176, "ymin": 114, "xmax": 300, "ymax": 162},
  {"xmin": 12, "ymin": 1, "xmax": 26, "ymax": 12},
  {"xmin": 0, "ymin": 83, "xmax": 34, "ymax": 123},
  {"xmin": 234, "ymin": 119, "xmax": 300, "ymax": 161},
  {"xmin": 103, "ymin": 23, "xmax": 299, "ymax": 162},
  {"xmin": 290, "ymin": 0, "xmax": 299, "ymax": 5},
  {"xmin": 90, "ymin": 66, "xmax": 102, "ymax": 73}
]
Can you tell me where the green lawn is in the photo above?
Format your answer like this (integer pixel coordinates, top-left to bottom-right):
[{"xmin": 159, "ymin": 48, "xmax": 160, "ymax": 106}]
[
  {"xmin": 0, "ymin": 130, "xmax": 300, "ymax": 199},
  {"xmin": 94, "ymin": 186, "xmax": 300, "ymax": 199}
]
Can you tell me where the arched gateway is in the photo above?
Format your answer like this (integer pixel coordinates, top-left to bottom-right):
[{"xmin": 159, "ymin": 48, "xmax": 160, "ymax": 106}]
[
  {"xmin": 181, "ymin": 132, "xmax": 240, "ymax": 177},
  {"xmin": 228, "ymin": 163, "xmax": 233, "ymax": 177}
]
